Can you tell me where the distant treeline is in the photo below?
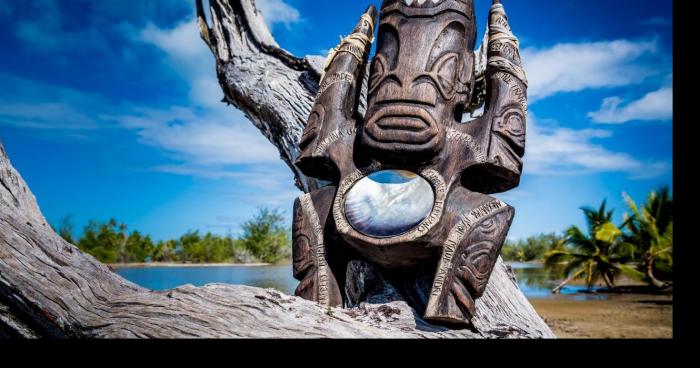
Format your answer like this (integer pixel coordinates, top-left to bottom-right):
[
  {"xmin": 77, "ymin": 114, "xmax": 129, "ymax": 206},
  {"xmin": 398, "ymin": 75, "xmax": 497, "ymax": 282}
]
[
  {"xmin": 55, "ymin": 186, "xmax": 672, "ymax": 293},
  {"xmin": 501, "ymin": 233, "xmax": 562, "ymax": 262},
  {"xmin": 54, "ymin": 208, "xmax": 291, "ymax": 264}
]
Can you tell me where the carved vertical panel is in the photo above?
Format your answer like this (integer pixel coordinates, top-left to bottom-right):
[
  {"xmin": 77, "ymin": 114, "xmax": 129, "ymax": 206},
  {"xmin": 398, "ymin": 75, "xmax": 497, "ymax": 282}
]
[{"xmin": 292, "ymin": 189, "xmax": 343, "ymax": 307}]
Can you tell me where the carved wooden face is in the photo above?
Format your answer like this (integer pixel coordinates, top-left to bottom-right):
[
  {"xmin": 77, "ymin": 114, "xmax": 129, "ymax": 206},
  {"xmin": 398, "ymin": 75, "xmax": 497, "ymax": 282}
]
[{"xmin": 361, "ymin": 0, "xmax": 475, "ymax": 164}]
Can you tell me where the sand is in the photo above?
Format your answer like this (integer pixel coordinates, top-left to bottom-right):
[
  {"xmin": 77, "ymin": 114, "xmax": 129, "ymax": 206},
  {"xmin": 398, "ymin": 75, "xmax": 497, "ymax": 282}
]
[{"xmin": 530, "ymin": 292, "xmax": 673, "ymax": 339}]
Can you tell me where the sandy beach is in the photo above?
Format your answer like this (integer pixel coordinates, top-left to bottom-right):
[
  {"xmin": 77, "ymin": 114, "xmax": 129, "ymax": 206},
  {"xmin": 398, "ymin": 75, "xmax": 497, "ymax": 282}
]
[{"xmin": 531, "ymin": 292, "xmax": 673, "ymax": 338}]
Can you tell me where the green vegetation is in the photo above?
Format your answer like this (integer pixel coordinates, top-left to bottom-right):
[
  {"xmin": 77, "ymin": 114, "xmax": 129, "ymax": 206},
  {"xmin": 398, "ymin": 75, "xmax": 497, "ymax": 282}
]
[
  {"xmin": 543, "ymin": 200, "xmax": 637, "ymax": 293},
  {"xmin": 54, "ymin": 208, "xmax": 291, "ymax": 265},
  {"xmin": 501, "ymin": 233, "xmax": 564, "ymax": 262},
  {"xmin": 54, "ymin": 185, "xmax": 673, "ymax": 295},
  {"xmin": 621, "ymin": 187, "xmax": 673, "ymax": 288},
  {"xmin": 543, "ymin": 186, "xmax": 673, "ymax": 292},
  {"xmin": 238, "ymin": 208, "xmax": 292, "ymax": 263},
  {"xmin": 501, "ymin": 186, "xmax": 673, "ymax": 293}
]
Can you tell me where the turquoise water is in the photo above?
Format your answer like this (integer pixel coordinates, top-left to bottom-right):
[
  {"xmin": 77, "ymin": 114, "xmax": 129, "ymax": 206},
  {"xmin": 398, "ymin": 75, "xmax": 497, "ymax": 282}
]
[
  {"xmin": 115, "ymin": 262, "xmax": 607, "ymax": 300},
  {"xmin": 507, "ymin": 262, "xmax": 608, "ymax": 300},
  {"xmin": 116, "ymin": 264, "xmax": 298, "ymax": 294}
]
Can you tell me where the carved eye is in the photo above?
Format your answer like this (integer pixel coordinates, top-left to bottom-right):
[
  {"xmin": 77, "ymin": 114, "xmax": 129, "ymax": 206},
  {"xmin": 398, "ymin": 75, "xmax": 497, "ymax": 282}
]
[
  {"xmin": 478, "ymin": 216, "xmax": 496, "ymax": 234},
  {"xmin": 300, "ymin": 106, "xmax": 324, "ymax": 151},
  {"xmin": 369, "ymin": 56, "xmax": 387, "ymax": 92},
  {"xmin": 473, "ymin": 253, "xmax": 492, "ymax": 274},
  {"xmin": 433, "ymin": 53, "xmax": 459, "ymax": 96},
  {"xmin": 376, "ymin": 24, "xmax": 399, "ymax": 68},
  {"xmin": 504, "ymin": 113, "xmax": 525, "ymax": 136},
  {"xmin": 300, "ymin": 112, "xmax": 320, "ymax": 150}
]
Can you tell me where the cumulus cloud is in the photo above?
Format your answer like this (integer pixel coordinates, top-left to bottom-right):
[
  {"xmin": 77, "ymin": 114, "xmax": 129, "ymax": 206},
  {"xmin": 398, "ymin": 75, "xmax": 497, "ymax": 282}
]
[
  {"xmin": 3, "ymin": 14, "xmax": 283, "ymax": 173},
  {"xmin": 10, "ymin": 0, "xmax": 191, "ymax": 56},
  {"xmin": 588, "ymin": 86, "xmax": 673, "ymax": 124},
  {"xmin": 138, "ymin": 19, "xmax": 220, "ymax": 107},
  {"xmin": 0, "ymin": 73, "xmax": 113, "ymax": 131},
  {"xmin": 122, "ymin": 18, "xmax": 283, "ymax": 168},
  {"xmin": 4, "ymin": 0, "xmax": 669, "ymax": 184},
  {"xmin": 524, "ymin": 114, "xmax": 670, "ymax": 179},
  {"xmin": 116, "ymin": 105, "xmax": 280, "ymax": 166},
  {"xmin": 522, "ymin": 39, "xmax": 661, "ymax": 101},
  {"xmin": 255, "ymin": 0, "xmax": 301, "ymax": 30}
]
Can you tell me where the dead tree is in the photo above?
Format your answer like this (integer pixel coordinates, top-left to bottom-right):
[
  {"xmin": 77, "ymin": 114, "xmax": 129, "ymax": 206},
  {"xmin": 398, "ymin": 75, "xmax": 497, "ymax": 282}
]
[{"xmin": 0, "ymin": 0, "xmax": 554, "ymax": 338}]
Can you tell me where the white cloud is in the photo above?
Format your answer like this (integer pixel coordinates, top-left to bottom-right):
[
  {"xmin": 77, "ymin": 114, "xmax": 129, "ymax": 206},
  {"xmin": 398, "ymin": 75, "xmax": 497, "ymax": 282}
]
[
  {"xmin": 588, "ymin": 86, "xmax": 673, "ymax": 124},
  {"xmin": 255, "ymin": 0, "xmax": 301, "ymax": 30},
  {"xmin": 522, "ymin": 39, "xmax": 661, "ymax": 101},
  {"xmin": 0, "ymin": 73, "xmax": 113, "ymax": 131},
  {"xmin": 125, "ymin": 18, "xmax": 282, "ymax": 169},
  {"xmin": 116, "ymin": 105, "xmax": 280, "ymax": 166},
  {"xmin": 138, "ymin": 19, "xmax": 219, "ymax": 107},
  {"xmin": 524, "ymin": 114, "xmax": 670, "ymax": 179},
  {"xmin": 2, "ymin": 17, "xmax": 283, "ymax": 173}
]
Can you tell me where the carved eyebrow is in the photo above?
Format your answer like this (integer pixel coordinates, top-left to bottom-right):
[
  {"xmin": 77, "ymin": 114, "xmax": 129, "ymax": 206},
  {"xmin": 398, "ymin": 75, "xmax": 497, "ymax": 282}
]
[
  {"xmin": 426, "ymin": 21, "xmax": 466, "ymax": 69},
  {"xmin": 375, "ymin": 23, "xmax": 401, "ymax": 70},
  {"xmin": 381, "ymin": 1, "xmax": 473, "ymax": 19}
]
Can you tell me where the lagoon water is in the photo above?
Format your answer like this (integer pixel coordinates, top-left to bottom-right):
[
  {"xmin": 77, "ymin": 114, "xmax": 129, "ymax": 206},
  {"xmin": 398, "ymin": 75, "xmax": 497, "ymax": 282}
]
[{"xmin": 115, "ymin": 262, "xmax": 606, "ymax": 300}]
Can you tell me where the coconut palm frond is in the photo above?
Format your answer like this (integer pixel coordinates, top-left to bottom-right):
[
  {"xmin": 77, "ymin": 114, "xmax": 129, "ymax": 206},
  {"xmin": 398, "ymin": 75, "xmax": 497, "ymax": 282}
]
[
  {"xmin": 613, "ymin": 241, "xmax": 637, "ymax": 262},
  {"xmin": 543, "ymin": 249, "xmax": 570, "ymax": 269},
  {"xmin": 595, "ymin": 222, "xmax": 622, "ymax": 244},
  {"xmin": 565, "ymin": 226, "xmax": 597, "ymax": 254},
  {"xmin": 562, "ymin": 256, "xmax": 587, "ymax": 277},
  {"xmin": 616, "ymin": 264, "xmax": 645, "ymax": 281}
]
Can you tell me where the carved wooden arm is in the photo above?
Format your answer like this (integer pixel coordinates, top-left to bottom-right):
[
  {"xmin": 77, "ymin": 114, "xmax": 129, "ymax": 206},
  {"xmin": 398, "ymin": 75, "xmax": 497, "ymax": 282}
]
[{"xmin": 460, "ymin": 1, "xmax": 527, "ymax": 194}]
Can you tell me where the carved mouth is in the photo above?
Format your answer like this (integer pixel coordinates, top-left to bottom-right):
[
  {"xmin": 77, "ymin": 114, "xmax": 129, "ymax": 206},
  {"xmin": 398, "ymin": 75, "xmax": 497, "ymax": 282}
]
[{"xmin": 364, "ymin": 105, "xmax": 439, "ymax": 146}]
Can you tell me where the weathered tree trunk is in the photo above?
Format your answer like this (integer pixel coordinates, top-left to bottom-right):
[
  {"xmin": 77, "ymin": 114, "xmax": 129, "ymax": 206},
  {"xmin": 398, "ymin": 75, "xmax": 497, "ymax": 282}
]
[{"xmin": 0, "ymin": 0, "xmax": 555, "ymax": 338}]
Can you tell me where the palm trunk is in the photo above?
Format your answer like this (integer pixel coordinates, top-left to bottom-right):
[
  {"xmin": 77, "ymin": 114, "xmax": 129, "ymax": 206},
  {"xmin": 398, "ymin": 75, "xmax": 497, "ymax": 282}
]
[
  {"xmin": 644, "ymin": 254, "xmax": 666, "ymax": 289},
  {"xmin": 552, "ymin": 269, "xmax": 585, "ymax": 294},
  {"xmin": 602, "ymin": 272, "xmax": 615, "ymax": 291}
]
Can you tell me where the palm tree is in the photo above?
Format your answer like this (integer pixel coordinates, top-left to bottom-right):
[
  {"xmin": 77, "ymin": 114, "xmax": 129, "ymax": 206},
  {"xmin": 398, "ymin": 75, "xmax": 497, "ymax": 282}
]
[
  {"xmin": 622, "ymin": 186, "xmax": 673, "ymax": 289},
  {"xmin": 544, "ymin": 200, "xmax": 639, "ymax": 293}
]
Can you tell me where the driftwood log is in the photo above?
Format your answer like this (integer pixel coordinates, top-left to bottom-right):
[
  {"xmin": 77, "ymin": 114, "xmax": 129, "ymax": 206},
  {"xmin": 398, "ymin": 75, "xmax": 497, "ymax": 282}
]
[{"xmin": 0, "ymin": 0, "xmax": 555, "ymax": 338}]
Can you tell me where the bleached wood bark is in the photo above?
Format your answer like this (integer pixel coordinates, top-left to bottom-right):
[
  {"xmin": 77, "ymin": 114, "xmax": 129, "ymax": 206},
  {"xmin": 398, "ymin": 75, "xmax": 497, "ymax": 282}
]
[{"xmin": 0, "ymin": 0, "xmax": 555, "ymax": 338}]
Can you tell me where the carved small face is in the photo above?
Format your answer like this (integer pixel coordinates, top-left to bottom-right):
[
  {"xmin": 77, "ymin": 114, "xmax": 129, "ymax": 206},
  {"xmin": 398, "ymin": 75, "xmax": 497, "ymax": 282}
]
[
  {"xmin": 292, "ymin": 200, "xmax": 314, "ymax": 277},
  {"xmin": 361, "ymin": 0, "xmax": 475, "ymax": 164},
  {"xmin": 456, "ymin": 208, "xmax": 511, "ymax": 298}
]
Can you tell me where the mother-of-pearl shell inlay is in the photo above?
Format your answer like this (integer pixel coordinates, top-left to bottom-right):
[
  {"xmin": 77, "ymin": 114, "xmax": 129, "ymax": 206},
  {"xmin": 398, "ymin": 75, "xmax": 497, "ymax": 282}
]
[{"xmin": 344, "ymin": 170, "xmax": 435, "ymax": 237}]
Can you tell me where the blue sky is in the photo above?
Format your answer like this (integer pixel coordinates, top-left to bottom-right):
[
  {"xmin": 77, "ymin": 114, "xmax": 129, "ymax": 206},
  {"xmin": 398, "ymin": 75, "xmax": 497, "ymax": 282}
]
[{"xmin": 0, "ymin": 0, "xmax": 673, "ymax": 241}]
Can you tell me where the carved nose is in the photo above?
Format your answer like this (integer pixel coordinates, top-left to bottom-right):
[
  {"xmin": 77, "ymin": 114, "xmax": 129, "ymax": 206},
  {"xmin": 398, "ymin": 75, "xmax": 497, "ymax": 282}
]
[{"xmin": 376, "ymin": 72, "xmax": 438, "ymax": 107}]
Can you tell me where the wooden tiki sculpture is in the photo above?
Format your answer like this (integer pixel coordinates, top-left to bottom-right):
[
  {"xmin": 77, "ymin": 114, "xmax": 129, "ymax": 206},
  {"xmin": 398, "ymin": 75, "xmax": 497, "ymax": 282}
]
[{"xmin": 292, "ymin": 0, "xmax": 528, "ymax": 325}]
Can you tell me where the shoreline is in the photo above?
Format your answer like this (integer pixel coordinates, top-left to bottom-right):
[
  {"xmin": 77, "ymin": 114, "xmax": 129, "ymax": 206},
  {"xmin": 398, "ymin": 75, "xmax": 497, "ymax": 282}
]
[
  {"xmin": 108, "ymin": 262, "xmax": 279, "ymax": 269},
  {"xmin": 530, "ymin": 292, "xmax": 672, "ymax": 338}
]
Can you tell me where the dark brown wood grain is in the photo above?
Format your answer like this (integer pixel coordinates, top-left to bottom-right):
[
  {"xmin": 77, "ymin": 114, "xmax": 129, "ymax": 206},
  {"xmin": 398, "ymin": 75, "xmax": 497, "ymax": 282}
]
[{"xmin": 291, "ymin": 0, "xmax": 529, "ymax": 326}]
